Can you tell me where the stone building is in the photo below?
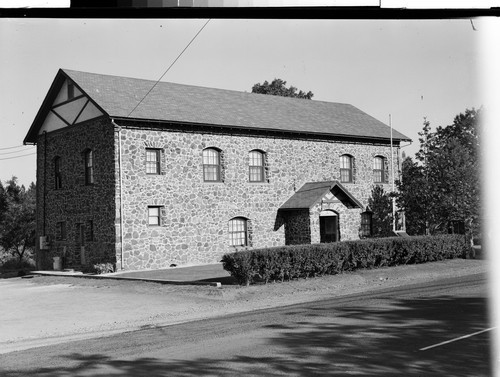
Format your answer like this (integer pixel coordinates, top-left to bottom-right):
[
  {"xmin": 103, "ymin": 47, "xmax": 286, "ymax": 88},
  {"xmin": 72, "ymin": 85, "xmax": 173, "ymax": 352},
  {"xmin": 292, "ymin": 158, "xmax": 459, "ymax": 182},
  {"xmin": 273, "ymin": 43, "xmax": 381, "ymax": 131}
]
[{"xmin": 24, "ymin": 69, "xmax": 411, "ymax": 271}]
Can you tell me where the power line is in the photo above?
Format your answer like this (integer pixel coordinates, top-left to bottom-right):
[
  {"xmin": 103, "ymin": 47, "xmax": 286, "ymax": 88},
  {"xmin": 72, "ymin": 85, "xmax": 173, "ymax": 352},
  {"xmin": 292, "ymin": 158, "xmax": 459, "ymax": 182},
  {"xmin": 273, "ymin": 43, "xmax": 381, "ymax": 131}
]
[
  {"xmin": 0, "ymin": 152, "xmax": 36, "ymax": 161},
  {"xmin": 0, "ymin": 144, "xmax": 29, "ymax": 151},
  {"xmin": 0, "ymin": 146, "xmax": 35, "ymax": 156},
  {"xmin": 127, "ymin": 19, "xmax": 211, "ymax": 118}
]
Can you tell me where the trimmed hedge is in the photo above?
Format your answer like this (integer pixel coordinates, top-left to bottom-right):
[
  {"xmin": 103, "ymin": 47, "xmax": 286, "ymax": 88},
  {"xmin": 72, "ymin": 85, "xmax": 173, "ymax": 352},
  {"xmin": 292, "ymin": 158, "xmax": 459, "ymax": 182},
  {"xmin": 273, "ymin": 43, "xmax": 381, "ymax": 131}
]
[{"xmin": 221, "ymin": 235, "xmax": 468, "ymax": 286}]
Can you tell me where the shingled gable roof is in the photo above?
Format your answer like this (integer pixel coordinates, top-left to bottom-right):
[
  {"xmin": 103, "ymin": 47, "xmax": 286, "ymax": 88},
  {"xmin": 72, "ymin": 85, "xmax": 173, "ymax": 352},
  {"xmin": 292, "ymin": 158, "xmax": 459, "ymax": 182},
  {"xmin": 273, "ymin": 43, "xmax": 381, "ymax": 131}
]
[
  {"xmin": 24, "ymin": 69, "xmax": 411, "ymax": 144},
  {"xmin": 279, "ymin": 181, "xmax": 363, "ymax": 211}
]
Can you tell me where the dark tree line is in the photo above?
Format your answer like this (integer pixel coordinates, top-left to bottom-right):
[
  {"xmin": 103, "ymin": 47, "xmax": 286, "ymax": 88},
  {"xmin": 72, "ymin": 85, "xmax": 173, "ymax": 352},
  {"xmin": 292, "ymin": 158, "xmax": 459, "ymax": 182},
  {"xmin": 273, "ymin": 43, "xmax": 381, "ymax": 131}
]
[
  {"xmin": 397, "ymin": 108, "xmax": 481, "ymax": 238},
  {"xmin": 0, "ymin": 177, "xmax": 36, "ymax": 267}
]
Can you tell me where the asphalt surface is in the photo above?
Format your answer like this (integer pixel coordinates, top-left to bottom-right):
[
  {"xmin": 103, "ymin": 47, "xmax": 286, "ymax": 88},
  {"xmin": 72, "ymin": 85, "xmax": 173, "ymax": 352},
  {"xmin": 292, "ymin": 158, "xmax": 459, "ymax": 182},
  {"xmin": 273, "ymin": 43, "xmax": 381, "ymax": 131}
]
[
  {"xmin": 0, "ymin": 273, "xmax": 491, "ymax": 376},
  {"xmin": 0, "ymin": 259, "xmax": 488, "ymax": 356}
]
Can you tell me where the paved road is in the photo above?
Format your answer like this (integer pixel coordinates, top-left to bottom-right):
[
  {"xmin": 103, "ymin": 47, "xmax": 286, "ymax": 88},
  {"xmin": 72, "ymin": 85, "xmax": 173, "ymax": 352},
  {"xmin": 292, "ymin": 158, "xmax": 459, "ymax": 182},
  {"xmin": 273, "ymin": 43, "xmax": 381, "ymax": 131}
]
[{"xmin": 0, "ymin": 273, "xmax": 491, "ymax": 376}]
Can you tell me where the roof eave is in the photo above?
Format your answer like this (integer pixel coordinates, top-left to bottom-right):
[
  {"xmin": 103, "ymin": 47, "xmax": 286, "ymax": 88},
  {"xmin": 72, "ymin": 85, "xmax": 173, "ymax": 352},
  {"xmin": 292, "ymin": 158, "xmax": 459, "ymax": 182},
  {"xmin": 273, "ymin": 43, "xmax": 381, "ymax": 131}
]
[
  {"xmin": 330, "ymin": 181, "xmax": 364, "ymax": 209},
  {"xmin": 110, "ymin": 116, "xmax": 412, "ymax": 143}
]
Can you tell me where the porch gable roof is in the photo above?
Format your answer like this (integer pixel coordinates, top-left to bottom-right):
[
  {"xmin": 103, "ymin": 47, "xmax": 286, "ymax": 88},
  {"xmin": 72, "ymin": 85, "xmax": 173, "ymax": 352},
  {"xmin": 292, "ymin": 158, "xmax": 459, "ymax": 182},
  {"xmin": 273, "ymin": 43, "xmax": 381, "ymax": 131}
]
[{"xmin": 279, "ymin": 181, "xmax": 363, "ymax": 211}]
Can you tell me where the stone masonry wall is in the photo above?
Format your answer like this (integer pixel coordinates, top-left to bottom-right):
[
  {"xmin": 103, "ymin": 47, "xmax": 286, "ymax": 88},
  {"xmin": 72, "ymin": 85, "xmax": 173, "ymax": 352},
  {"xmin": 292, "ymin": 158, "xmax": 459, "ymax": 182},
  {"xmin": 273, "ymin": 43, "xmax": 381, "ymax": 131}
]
[
  {"xmin": 283, "ymin": 210, "xmax": 312, "ymax": 245},
  {"xmin": 35, "ymin": 118, "xmax": 117, "ymax": 269},
  {"xmin": 116, "ymin": 122, "xmax": 399, "ymax": 270}
]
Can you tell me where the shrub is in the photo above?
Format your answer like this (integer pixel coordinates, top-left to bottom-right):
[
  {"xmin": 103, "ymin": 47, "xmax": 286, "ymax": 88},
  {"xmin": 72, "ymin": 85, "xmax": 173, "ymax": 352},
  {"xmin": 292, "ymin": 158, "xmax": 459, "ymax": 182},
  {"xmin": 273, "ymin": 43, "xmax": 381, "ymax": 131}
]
[
  {"xmin": 222, "ymin": 235, "xmax": 467, "ymax": 286},
  {"xmin": 0, "ymin": 256, "xmax": 35, "ymax": 271},
  {"xmin": 82, "ymin": 262, "xmax": 116, "ymax": 274},
  {"xmin": 221, "ymin": 250, "xmax": 258, "ymax": 286}
]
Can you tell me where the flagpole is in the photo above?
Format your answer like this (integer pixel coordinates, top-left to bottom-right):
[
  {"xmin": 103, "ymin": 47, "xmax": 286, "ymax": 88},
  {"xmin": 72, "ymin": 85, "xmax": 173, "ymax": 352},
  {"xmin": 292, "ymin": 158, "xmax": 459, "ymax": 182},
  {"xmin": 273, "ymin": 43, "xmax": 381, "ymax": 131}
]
[{"xmin": 390, "ymin": 114, "xmax": 396, "ymax": 232}]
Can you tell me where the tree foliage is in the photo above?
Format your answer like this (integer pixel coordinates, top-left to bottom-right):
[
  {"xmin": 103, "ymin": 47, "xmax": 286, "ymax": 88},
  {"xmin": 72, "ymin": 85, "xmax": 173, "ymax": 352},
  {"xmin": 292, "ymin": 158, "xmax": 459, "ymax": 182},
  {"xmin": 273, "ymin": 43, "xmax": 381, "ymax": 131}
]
[
  {"xmin": 396, "ymin": 157, "xmax": 427, "ymax": 235},
  {"xmin": 251, "ymin": 78, "xmax": 314, "ymax": 99},
  {"xmin": 396, "ymin": 108, "xmax": 481, "ymax": 237},
  {"xmin": 0, "ymin": 177, "xmax": 36, "ymax": 267},
  {"xmin": 368, "ymin": 185, "xmax": 393, "ymax": 238}
]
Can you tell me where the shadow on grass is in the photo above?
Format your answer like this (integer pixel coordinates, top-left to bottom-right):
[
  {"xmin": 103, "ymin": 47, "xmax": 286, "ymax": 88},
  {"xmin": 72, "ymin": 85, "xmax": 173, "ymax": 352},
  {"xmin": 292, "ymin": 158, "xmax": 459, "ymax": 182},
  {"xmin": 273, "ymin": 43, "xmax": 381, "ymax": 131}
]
[
  {"xmin": 0, "ymin": 270, "xmax": 32, "ymax": 279},
  {"xmin": 0, "ymin": 296, "xmax": 491, "ymax": 377},
  {"xmin": 197, "ymin": 276, "xmax": 238, "ymax": 285}
]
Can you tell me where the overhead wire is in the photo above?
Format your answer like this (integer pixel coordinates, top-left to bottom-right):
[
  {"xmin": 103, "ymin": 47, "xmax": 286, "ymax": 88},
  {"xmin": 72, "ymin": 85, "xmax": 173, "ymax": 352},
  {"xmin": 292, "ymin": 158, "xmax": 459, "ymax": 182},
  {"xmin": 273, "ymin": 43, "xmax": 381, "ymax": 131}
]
[
  {"xmin": 127, "ymin": 19, "xmax": 211, "ymax": 118},
  {"xmin": 0, "ymin": 146, "xmax": 36, "ymax": 155},
  {"xmin": 2, "ymin": 21, "xmax": 210, "ymax": 162},
  {"xmin": 0, "ymin": 144, "xmax": 30, "ymax": 151},
  {"xmin": 0, "ymin": 152, "xmax": 37, "ymax": 161}
]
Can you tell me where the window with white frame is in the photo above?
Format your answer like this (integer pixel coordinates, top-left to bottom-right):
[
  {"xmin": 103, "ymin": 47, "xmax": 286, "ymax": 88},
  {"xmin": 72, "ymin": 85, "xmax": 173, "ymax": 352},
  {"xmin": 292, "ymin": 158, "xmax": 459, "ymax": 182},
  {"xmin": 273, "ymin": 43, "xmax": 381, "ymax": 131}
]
[
  {"xmin": 249, "ymin": 150, "xmax": 265, "ymax": 182},
  {"xmin": 373, "ymin": 156, "xmax": 387, "ymax": 183},
  {"xmin": 203, "ymin": 148, "xmax": 221, "ymax": 182},
  {"xmin": 146, "ymin": 148, "xmax": 161, "ymax": 175},
  {"xmin": 340, "ymin": 154, "xmax": 353, "ymax": 183},
  {"xmin": 148, "ymin": 206, "xmax": 161, "ymax": 226},
  {"xmin": 228, "ymin": 217, "xmax": 248, "ymax": 246}
]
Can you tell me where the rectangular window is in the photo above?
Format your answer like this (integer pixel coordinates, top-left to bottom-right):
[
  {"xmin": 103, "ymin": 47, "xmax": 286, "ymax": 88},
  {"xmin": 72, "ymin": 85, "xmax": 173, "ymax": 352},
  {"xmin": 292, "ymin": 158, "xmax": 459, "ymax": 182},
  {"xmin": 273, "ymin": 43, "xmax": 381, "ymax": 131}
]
[
  {"xmin": 85, "ymin": 150, "xmax": 94, "ymax": 185},
  {"xmin": 146, "ymin": 149, "xmax": 161, "ymax": 175},
  {"xmin": 56, "ymin": 221, "xmax": 67, "ymax": 241},
  {"xmin": 86, "ymin": 220, "xmax": 94, "ymax": 242},
  {"xmin": 54, "ymin": 157, "xmax": 62, "ymax": 189},
  {"xmin": 340, "ymin": 169, "xmax": 352, "ymax": 183},
  {"xmin": 148, "ymin": 206, "xmax": 161, "ymax": 226},
  {"xmin": 76, "ymin": 223, "xmax": 85, "ymax": 246},
  {"xmin": 203, "ymin": 165, "xmax": 220, "ymax": 181}
]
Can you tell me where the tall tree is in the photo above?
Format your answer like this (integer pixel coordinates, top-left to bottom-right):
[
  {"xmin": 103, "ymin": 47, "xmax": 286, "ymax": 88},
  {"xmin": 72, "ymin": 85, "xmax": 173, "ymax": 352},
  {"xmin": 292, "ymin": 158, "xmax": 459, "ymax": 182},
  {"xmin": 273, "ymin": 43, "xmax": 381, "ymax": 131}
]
[
  {"xmin": 0, "ymin": 177, "xmax": 36, "ymax": 267},
  {"xmin": 395, "ymin": 157, "xmax": 427, "ymax": 235},
  {"xmin": 251, "ymin": 79, "xmax": 314, "ymax": 99},
  {"xmin": 396, "ymin": 108, "xmax": 481, "ymax": 237},
  {"xmin": 368, "ymin": 185, "xmax": 393, "ymax": 238}
]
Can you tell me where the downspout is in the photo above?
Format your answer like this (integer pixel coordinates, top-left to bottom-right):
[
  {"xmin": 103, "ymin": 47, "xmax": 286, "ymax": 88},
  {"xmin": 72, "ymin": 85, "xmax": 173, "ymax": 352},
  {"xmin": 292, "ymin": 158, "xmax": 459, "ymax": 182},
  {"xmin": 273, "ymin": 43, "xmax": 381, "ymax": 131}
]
[
  {"xmin": 41, "ymin": 131, "xmax": 47, "ymax": 270},
  {"xmin": 43, "ymin": 131, "xmax": 47, "ymax": 237},
  {"xmin": 111, "ymin": 119, "xmax": 125, "ymax": 270}
]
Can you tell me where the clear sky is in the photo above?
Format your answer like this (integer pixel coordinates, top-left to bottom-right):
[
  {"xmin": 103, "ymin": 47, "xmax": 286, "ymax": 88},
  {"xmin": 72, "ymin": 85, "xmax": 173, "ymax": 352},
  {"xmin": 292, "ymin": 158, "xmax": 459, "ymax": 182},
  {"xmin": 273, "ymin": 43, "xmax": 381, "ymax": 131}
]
[{"xmin": 0, "ymin": 17, "xmax": 483, "ymax": 186}]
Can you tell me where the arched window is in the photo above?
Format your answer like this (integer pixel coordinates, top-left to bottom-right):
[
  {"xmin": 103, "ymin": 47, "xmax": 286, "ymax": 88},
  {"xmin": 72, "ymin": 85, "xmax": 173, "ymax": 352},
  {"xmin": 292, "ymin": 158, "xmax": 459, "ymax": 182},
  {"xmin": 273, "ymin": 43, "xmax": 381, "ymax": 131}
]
[
  {"xmin": 228, "ymin": 217, "xmax": 248, "ymax": 246},
  {"xmin": 373, "ymin": 156, "xmax": 386, "ymax": 183},
  {"xmin": 84, "ymin": 149, "xmax": 94, "ymax": 185},
  {"xmin": 340, "ymin": 154, "xmax": 353, "ymax": 183},
  {"xmin": 249, "ymin": 150, "xmax": 265, "ymax": 182},
  {"xmin": 203, "ymin": 148, "xmax": 221, "ymax": 182},
  {"xmin": 54, "ymin": 156, "xmax": 62, "ymax": 189}
]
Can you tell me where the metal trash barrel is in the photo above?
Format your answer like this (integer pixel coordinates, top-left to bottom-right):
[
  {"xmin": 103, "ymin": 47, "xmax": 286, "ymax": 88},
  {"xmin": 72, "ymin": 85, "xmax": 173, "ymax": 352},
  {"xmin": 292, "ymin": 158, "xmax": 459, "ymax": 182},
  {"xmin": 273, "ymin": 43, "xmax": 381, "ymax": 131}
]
[{"xmin": 53, "ymin": 257, "xmax": 62, "ymax": 271}]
